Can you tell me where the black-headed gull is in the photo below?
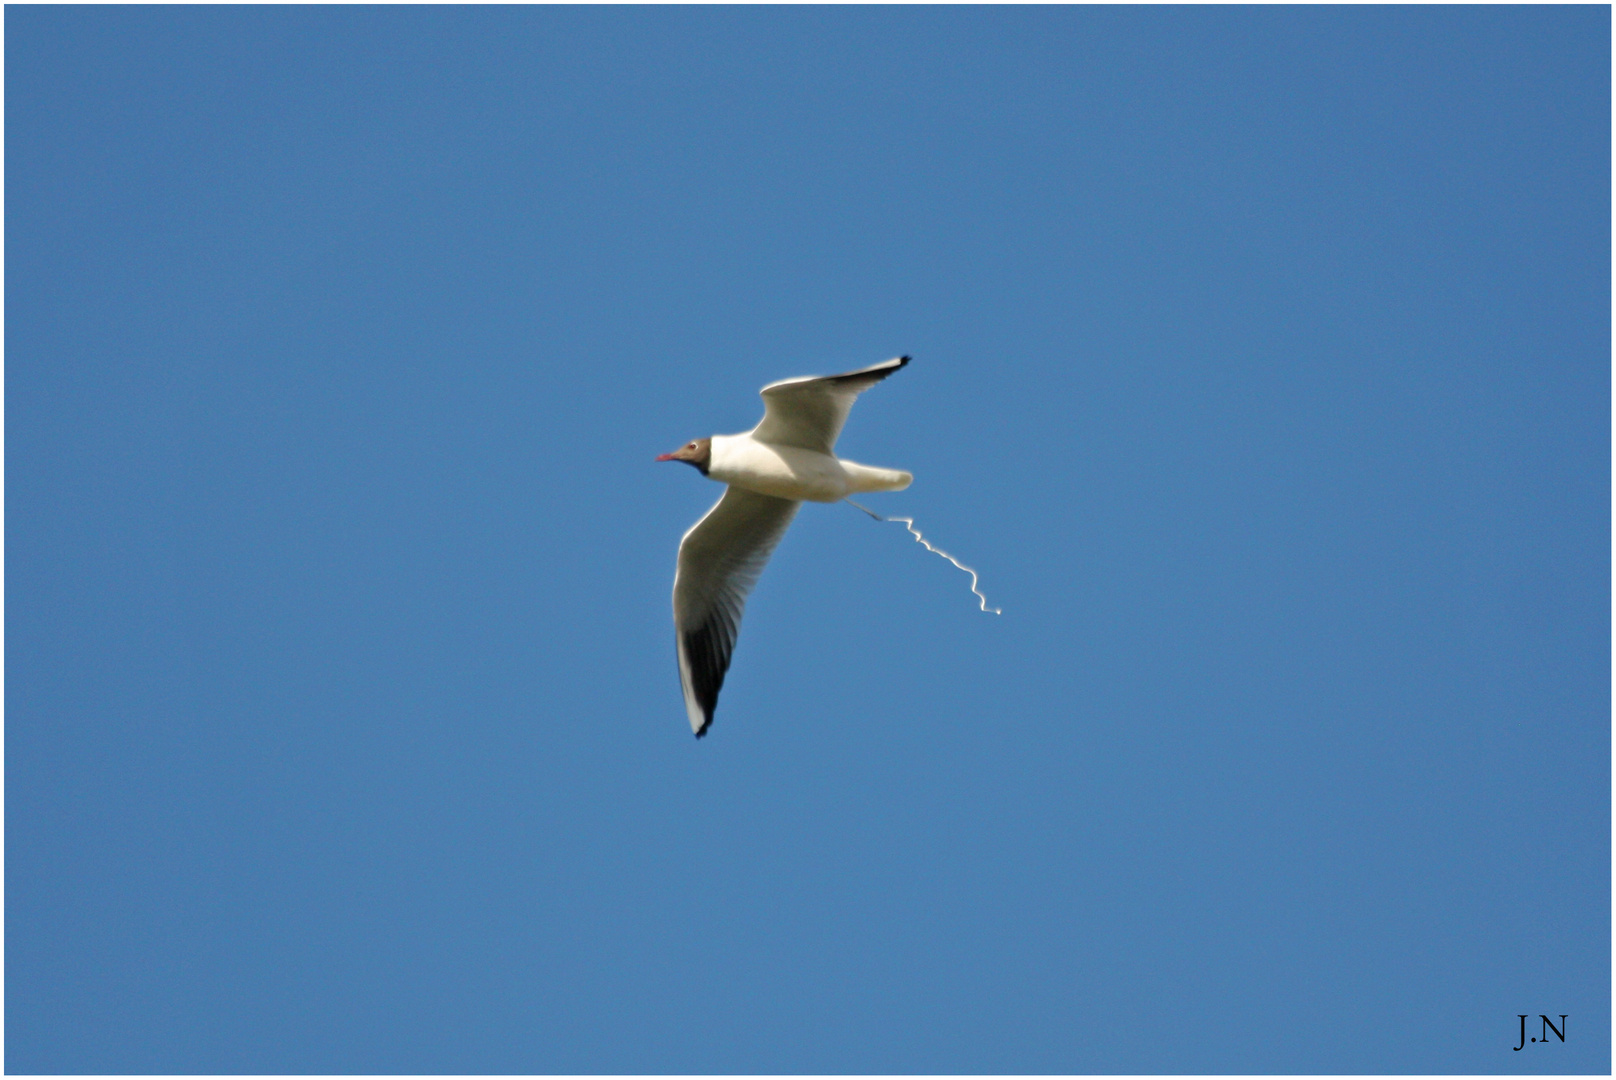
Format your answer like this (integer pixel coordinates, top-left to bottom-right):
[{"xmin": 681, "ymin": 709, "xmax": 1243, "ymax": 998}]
[{"xmin": 658, "ymin": 356, "xmax": 912, "ymax": 737}]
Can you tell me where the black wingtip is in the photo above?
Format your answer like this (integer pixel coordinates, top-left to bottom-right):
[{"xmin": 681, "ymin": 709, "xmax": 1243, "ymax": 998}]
[
  {"xmin": 694, "ymin": 719, "xmax": 711, "ymax": 739},
  {"xmin": 816, "ymin": 355, "xmax": 912, "ymax": 389}
]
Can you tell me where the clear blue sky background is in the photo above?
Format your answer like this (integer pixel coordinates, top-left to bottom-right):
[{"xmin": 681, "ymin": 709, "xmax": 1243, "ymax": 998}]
[{"xmin": 7, "ymin": 6, "xmax": 1609, "ymax": 1074}]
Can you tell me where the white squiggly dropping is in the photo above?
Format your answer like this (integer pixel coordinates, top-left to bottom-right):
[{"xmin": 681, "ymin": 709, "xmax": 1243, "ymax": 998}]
[{"xmin": 845, "ymin": 499, "xmax": 1001, "ymax": 614}]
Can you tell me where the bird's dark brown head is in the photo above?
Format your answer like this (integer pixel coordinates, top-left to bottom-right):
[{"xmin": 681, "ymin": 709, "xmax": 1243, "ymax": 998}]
[{"xmin": 655, "ymin": 437, "xmax": 711, "ymax": 475}]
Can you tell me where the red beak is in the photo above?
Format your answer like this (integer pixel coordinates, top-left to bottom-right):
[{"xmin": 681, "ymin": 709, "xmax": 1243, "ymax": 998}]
[{"xmin": 654, "ymin": 452, "xmax": 675, "ymax": 462}]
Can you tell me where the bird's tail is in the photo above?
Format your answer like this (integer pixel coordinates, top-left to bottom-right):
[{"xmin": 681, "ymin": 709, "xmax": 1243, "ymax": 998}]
[{"xmin": 841, "ymin": 461, "xmax": 912, "ymax": 494}]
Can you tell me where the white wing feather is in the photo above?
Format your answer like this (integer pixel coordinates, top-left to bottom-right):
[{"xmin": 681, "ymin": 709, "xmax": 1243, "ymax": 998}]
[
  {"xmin": 751, "ymin": 355, "xmax": 909, "ymax": 454},
  {"xmin": 673, "ymin": 486, "xmax": 801, "ymax": 736}
]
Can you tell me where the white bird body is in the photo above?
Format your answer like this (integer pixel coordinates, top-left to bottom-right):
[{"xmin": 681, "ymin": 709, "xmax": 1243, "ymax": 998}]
[
  {"xmin": 708, "ymin": 434, "xmax": 912, "ymax": 503},
  {"xmin": 658, "ymin": 355, "xmax": 913, "ymax": 737}
]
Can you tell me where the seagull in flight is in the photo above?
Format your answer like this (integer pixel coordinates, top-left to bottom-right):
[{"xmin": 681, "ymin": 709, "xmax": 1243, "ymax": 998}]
[{"xmin": 657, "ymin": 355, "xmax": 912, "ymax": 737}]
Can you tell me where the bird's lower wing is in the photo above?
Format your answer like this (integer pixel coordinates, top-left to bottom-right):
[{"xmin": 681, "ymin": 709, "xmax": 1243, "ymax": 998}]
[
  {"xmin": 752, "ymin": 355, "xmax": 909, "ymax": 454},
  {"xmin": 674, "ymin": 486, "xmax": 801, "ymax": 737}
]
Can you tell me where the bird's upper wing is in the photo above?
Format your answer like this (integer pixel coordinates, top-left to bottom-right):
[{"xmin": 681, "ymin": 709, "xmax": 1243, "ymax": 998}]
[
  {"xmin": 673, "ymin": 485, "xmax": 801, "ymax": 737},
  {"xmin": 751, "ymin": 355, "xmax": 909, "ymax": 454}
]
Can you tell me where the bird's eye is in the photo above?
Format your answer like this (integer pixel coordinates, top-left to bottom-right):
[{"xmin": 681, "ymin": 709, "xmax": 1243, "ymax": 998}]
[{"xmin": 688, "ymin": 443, "xmax": 697, "ymax": 450}]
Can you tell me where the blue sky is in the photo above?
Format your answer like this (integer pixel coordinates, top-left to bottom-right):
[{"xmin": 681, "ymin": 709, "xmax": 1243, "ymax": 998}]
[{"xmin": 6, "ymin": 6, "xmax": 1608, "ymax": 1073}]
